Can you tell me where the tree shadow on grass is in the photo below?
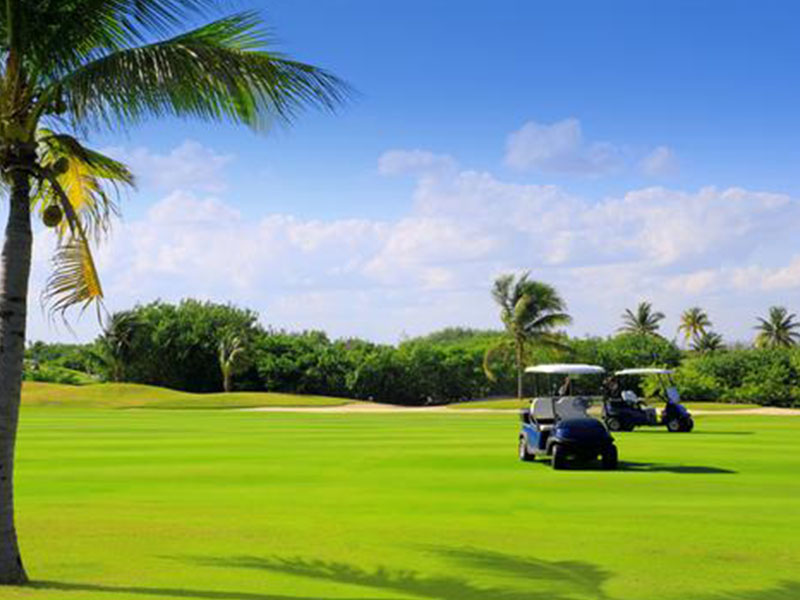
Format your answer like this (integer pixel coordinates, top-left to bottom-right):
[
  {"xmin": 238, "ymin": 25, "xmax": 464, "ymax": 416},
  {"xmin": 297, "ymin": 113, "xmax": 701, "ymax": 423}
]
[
  {"xmin": 700, "ymin": 581, "xmax": 800, "ymax": 600},
  {"xmin": 176, "ymin": 546, "xmax": 613, "ymax": 600},
  {"xmin": 28, "ymin": 580, "xmax": 387, "ymax": 600}
]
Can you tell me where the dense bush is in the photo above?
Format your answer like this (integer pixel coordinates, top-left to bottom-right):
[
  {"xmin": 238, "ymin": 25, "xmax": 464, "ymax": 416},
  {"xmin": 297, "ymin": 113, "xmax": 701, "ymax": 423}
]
[
  {"xmin": 94, "ymin": 300, "xmax": 263, "ymax": 392},
  {"xmin": 26, "ymin": 301, "xmax": 800, "ymax": 406},
  {"xmin": 676, "ymin": 349, "xmax": 800, "ymax": 406},
  {"xmin": 569, "ymin": 334, "xmax": 681, "ymax": 372}
]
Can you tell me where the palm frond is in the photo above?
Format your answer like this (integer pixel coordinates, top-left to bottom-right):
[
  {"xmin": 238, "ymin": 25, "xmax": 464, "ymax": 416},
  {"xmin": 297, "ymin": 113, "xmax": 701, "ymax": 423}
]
[
  {"xmin": 37, "ymin": 169, "xmax": 105, "ymax": 316},
  {"xmin": 1, "ymin": 0, "xmax": 216, "ymax": 79},
  {"xmin": 57, "ymin": 12, "xmax": 352, "ymax": 132},
  {"xmin": 35, "ymin": 129, "xmax": 134, "ymax": 241},
  {"xmin": 43, "ymin": 234, "xmax": 104, "ymax": 317},
  {"xmin": 483, "ymin": 339, "xmax": 513, "ymax": 382}
]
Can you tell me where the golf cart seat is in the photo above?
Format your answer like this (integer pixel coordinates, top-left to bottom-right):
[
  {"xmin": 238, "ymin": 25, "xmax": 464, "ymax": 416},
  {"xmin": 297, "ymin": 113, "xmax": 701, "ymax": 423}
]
[
  {"xmin": 530, "ymin": 398, "xmax": 556, "ymax": 430},
  {"xmin": 555, "ymin": 397, "xmax": 590, "ymax": 420}
]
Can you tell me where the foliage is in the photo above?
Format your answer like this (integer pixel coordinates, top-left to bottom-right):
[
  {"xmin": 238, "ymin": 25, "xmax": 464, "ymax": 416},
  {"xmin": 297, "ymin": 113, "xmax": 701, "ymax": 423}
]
[
  {"xmin": 486, "ymin": 273, "xmax": 571, "ymax": 398},
  {"xmin": 22, "ymin": 363, "xmax": 95, "ymax": 385},
  {"xmin": 619, "ymin": 301, "xmax": 665, "ymax": 337},
  {"xmin": 569, "ymin": 334, "xmax": 681, "ymax": 373},
  {"xmin": 691, "ymin": 331, "xmax": 725, "ymax": 354},
  {"xmin": 95, "ymin": 300, "xmax": 262, "ymax": 392},
  {"xmin": 754, "ymin": 306, "xmax": 800, "ymax": 348},
  {"xmin": 676, "ymin": 348, "xmax": 800, "ymax": 406},
  {"xmin": 678, "ymin": 307, "xmax": 711, "ymax": 344}
]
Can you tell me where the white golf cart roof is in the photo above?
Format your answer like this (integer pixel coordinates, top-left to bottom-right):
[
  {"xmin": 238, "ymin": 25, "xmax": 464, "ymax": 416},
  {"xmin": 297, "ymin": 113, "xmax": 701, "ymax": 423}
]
[
  {"xmin": 615, "ymin": 368, "xmax": 674, "ymax": 376},
  {"xmin": 525, "ymin": 363, "xmax": 606, "ymax": 375}
]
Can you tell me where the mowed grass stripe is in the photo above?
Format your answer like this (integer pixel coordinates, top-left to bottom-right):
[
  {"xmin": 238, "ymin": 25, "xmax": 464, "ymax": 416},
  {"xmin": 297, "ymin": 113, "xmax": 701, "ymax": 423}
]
[{"xmin": 7, "ymin": 408, "xmax": 800, "ymax": 600}]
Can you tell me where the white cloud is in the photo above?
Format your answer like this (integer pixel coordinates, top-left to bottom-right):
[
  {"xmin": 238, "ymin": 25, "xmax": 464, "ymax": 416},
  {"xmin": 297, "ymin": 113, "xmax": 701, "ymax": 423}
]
[
  {"xmin": 106, "ymin": 140, "xmax": 233, "ymax": 192},
  {"xmin": 505, "ymin": 118, "xmax": 624, "ymax": 175},
  {"xmin": 640, "ymin": 145, "xmax": 678, "ymax": 177},
  {"xmin": 20, "ymin": 138, "xmax": 800, "ymax": 344},
  {"xmin": 378, "ymin": 149, "xmax": 458, "ymax": 177}
]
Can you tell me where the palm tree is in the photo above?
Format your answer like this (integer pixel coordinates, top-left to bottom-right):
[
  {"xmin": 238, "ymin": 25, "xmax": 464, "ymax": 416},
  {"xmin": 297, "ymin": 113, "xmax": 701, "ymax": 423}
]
[
  {"xmin": 219, "ymin": 333, "xmax": 246, "ymax": 393},
  {"xmin": 691, "ymin": 331, "xmax": 725, "ymax": 354},
  {"xmin": 0, "ymin": 1, "xmax": 348, "ymax": 584},
  {"xmin": 678, "ymin": 307, "xmax": 711, "ymax": 345},
  {"xmin": 619, "ymin": 301, "xmax": 665, "ymax": 337},
  {"xmin": 484, "ymin": 273, "xmax": 572, "ymax": 399},
  {"xmin": 94, "ymin": 311, "xmax": 142, "ymax": 382},
  {"xmin": 754, "ymin": 306, "xmax": 800, "ymax": 349}
]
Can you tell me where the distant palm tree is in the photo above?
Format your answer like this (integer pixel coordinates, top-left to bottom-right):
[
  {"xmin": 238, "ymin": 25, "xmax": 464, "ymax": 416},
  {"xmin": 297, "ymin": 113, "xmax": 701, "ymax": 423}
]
[
  {"xmin": 754, "ymin": 306, "xmax": 800, "ymax": 349},
  {"xmin": 678, "ymin": 307, "xmax": 711, "ymax": 345},
  {"xmin": 691, "ymin": 331, "xmax": 725, "ymax": 354},
  {"xmin": 619, "ymin": 301, "xmax": 665, "ymax": 337},
  {"xmin": 219, "ymin": 333, "xmax": 246, "ymax": 393},
  {"xmin": 484, "ymin": 273, "xmax": 572, "ymax": 398},
  {"xmin": 94, "ymin": 311, "xmax": 141, "ymax": 382}
]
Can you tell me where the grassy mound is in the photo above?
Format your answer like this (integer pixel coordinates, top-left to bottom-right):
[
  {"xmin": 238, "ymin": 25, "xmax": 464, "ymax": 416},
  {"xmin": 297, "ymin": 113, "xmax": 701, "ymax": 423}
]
[{"xmin": 21, "ymin": 381, "xmax": 353, "ymax": 410}]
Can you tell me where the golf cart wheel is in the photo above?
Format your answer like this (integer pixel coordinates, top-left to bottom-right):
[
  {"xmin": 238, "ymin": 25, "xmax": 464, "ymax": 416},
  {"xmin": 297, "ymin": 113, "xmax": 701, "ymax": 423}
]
[
  {"xmin": 519, "ymin": 436, "xmax": 534, "ymax": 462},
  {"xmin": 602, "ymin": 445, "xmax": 618, "ymax": 470},
  {"xmin": 622, "ymin": 423, "xmax": 636, "ymax": 432},
  {"xmin": 551, "ymin": 444, "xmax": 567, "ymax": 470},
  {"xmin": 606, "ymin": 417, "xmax": 622, "ymax": 432},
  {"xmin": 683, "ymin": 418, "xmax": 695, "ymax": 433},
  {"xmin": 667, "ymin": 418, "xmax": 682, "ymax": 432}
]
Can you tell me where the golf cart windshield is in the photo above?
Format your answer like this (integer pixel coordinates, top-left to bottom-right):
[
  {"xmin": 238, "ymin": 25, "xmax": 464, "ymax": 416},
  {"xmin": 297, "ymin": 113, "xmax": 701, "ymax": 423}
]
[
  {"xmin": 613, "ymin": 368, "xmax": 678, "ymax": 403},
  {"xmin": 525, "ymin": 364, "xmax": 606, "ymax": 398}
]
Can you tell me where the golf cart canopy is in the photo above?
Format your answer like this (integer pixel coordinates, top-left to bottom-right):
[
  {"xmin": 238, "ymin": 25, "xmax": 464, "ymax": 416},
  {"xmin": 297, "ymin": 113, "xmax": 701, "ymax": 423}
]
[
  {"xmin": 526, "ymin": 364, "xmax": 606, "ymax": 375},
  {"xmin": 615, "ymin": 368, "xmax": 674, "ymax": 376}
]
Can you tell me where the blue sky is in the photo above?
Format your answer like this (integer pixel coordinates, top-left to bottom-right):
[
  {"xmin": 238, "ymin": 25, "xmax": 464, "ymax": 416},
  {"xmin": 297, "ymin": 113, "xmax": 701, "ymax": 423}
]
[{"xmin": 20, "ymin": 0, "xmax": 800, "ymax": 343}]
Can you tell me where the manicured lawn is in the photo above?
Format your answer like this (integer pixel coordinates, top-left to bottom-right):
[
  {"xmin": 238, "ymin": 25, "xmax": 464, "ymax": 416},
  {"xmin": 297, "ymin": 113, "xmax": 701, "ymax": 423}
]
[
  {"xmin": 7, "ymin": 407, "xmax": 800, "ymax": 599},
  {"xmin": 21, "ymin": 381, "xmax": 353, "ymax": 409}
]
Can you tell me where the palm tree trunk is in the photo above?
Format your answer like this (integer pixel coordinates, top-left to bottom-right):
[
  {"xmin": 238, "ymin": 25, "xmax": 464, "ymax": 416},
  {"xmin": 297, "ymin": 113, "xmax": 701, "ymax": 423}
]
[
  {"xmin": 222, "ymin": 365, "xmax": 232, "ymax": 393},
  {"xmin": 0, "ymin": 166, "xmax": 33, "ymax": 585},
  {"xmin": 515, "ymin": 341, "xmax": 524, "ymax": 399}
]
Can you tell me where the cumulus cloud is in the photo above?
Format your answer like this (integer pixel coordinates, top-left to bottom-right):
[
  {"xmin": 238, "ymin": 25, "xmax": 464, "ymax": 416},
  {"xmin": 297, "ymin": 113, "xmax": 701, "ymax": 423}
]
[
  {"xmin": 378, "ymin": 149, "xmax": 458, "ymax": 177},
  {"xmin": 22, "ymin": 138, "xmax": 800, "ymax": 344},
  {"xmin": 640, "ymin": 145, "xmax": 679, "ymax": 177},
  {"xmin": 505, "ymin": 118, "xmax": 624, "ymax": 175},
  {"xmin": 105, "ymin": 140, "xmax": 233, "ymax": 192}
]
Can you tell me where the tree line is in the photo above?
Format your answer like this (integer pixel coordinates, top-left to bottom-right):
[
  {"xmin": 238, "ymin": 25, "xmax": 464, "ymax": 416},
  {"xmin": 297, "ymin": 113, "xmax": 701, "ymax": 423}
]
[{"xmin": 24, "ymin": 277, "xmax": 800, "ymax": 407}]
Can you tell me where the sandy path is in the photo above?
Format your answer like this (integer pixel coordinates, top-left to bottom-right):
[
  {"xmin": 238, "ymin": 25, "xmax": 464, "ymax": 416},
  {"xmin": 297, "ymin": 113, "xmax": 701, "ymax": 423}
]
[{"xmin": 242, "ymin": 404, "xmax": 800, "ymax": 416}]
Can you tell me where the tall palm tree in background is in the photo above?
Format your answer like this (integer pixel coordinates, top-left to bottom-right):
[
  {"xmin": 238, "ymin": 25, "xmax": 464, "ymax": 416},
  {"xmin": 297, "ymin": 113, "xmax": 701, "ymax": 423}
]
[
  {"xmin": 0, "ymin": 0, "xmax": 348, "ymax": 584},
  {"xmin": 484, "ymin": 272, "xmax": 572, "ymax": 399},
  {"xmin": 619, "ymin": 301, "xmax": 665, "ymax": 337},
  {"xmin": 754, "ymin": 306, "xmax": 800, "ymax": 349},
  {"xmin": 678, "ymin": 306, "xmax": 711, "ymax": 346},
  {"xmin": 691, "ymin": 331, "xmax": 725, "ymax": 354}
]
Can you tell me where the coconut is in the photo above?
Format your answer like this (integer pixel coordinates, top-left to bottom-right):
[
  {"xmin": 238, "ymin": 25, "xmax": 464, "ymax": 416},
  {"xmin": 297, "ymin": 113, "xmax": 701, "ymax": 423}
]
[
  {"xmin": 42, "ymin": 204, "xmax": 63, "ymax": 228},
  {"xmin": 51, "ymin": 157, "xmax": 70, "ymax": 175}
]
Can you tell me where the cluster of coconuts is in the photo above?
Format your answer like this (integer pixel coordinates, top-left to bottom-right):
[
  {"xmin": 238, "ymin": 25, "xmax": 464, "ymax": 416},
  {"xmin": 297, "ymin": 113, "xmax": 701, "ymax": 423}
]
[{"xmin": 41, "ymin": 157, "xmax": 70, "ymax": 228}]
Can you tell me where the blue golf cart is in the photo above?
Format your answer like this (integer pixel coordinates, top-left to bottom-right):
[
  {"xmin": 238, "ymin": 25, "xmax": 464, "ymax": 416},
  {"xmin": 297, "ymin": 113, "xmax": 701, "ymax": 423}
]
[
  {"xmin": 602, "ymin": 368, "xmax": 694, "ymax": 433},
  {"xmin": 519, "ymin": 364, "xmax": 618, "ymax": 470}
]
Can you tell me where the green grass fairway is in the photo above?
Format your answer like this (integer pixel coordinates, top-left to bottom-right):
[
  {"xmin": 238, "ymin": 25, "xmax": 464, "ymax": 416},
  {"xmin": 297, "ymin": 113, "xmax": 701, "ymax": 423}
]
[
  {"xmin": 21, "ymin": 382, "xmax": 353, "ymax": 409},
  {"xmin": 8, "ymin": 407, "xmax": 800, "ymax": 599}
]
